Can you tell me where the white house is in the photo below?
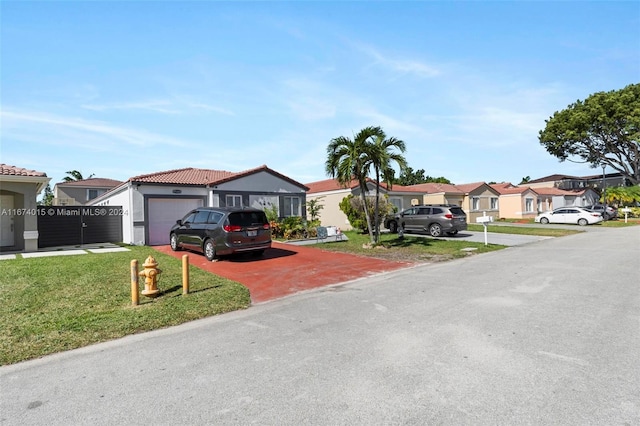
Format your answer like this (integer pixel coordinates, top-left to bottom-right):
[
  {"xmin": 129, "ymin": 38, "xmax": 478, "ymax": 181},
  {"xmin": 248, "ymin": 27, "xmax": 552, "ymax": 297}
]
[{"xmin": 89, "ymin": 165, "xmax": 309, "ymax": 246}]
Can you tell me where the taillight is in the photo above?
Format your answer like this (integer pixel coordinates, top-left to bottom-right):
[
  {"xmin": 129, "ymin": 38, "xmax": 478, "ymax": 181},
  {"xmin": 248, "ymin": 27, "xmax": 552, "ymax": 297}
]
[
  {"xmin": 223, "ymin": 225, "xmax": 243, "ymax": 232},
  {"xmin": 444, "ymin": 214, "xmax": 453, "ymax": 219},
  {"xmin": 262, "ymin": 223, "xmax": 270, "ymax": 230}
]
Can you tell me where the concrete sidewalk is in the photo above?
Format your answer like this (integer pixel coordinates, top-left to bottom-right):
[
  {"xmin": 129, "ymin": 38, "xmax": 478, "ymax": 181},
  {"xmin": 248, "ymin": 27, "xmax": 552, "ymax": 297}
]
[{"xmin": 0, "ymin": 243, "xmax": 129, "ymax": 260}]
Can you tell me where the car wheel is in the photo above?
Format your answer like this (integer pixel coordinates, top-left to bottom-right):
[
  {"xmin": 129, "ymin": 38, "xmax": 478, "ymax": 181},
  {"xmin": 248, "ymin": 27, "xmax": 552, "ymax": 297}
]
[
  {"xmin": 204, "ymin": 239, "xmax": 217, "ymax": 261},
  {"xmin": 170, "ymin": 233, "xmax": 181, "ymax": 251},
  {"xmin": 388, "ymin": 221, "xmax": 398, "ymax": 234},
  {"xmin": 603, "ymin": 213, "xmax": 610, "ymax": 220},
  {"xmin": 429, "ymin": 223, "xmax": 443, "ymax": 237},
  {"xmin": 540, "ymin": 217, "xmax": 549, "ymax": 224},
  {"xmin": 578, "ymin": 218, "xmax": 588, "ymax": 226}
]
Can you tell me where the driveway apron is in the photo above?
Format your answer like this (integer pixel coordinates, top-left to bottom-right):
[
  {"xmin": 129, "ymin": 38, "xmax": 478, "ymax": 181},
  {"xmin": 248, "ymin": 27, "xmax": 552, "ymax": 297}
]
[{"xmin": 154, "ymin": 242, "xmax": 413, "ymax": 303}]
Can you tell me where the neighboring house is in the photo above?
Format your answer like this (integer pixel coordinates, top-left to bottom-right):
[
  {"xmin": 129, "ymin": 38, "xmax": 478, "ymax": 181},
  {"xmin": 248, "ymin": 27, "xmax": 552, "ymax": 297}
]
[
  {"xmin": 53, "ymin": 178, "xmax": 123, "ymax": 205},
  {"xmin": 491, "ymin": 183, "xmax": 540, "ymax": 219},
  {"xmin": 453, "ymin": 182, "xmax": 501, "ymax": 223},
  {"xmin": 305, "ymin": 178, "xmax": 391, "ymax": 231},
  {"xmin": 0, "ymin": 164, "xmax": 50, "ymax": 252},
  {"xmin": 307, "ymin": 179, "xmax": 501, "ymax": 228},
  {"xmin": 88, "ymin": 165, "xmax": 308, "ymax": 246},
  {"xmin": 533, "ymin": 186, "xmax": 599, "ymax": 211},
  {"xmin": 527, "ymin": 172, "xmax": 627, "ymax": 191}
]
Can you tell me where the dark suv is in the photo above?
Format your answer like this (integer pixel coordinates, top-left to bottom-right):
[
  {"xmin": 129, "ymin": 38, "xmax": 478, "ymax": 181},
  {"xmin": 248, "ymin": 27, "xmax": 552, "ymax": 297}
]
[
  {"xmin": 170, "ymin": 207, "xmax": 271, "ymax": 261},
  {"xmin": 583, "ymin": 204, "xmax": 617, "ymax": 220},
  {"xmin": 384, "ymin": 204, "xmax": 467, "ymax": 237}
]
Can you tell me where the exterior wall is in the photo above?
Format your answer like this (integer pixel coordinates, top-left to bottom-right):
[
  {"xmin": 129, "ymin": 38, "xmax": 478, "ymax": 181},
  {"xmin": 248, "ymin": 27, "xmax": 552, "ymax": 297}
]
[
  {"xmin": 422, "ymin": 194, "xmax": 463, "ymax": 206},
  {"xmin": 463, "ymin": 188, "xmax": 501, "ymax": 222},
  {"xmin": 387, "ymin": 194, "xmax": 422, "ymax": 212},
  {"xmin": 54, "ymin": 186, "xmax": 110, "ymax": 205},
  {"xmin": 0, "ymin": 182, "xmax": 41, "ymax": 252},
  {"xmin": 307, "ymin": 190, "xmax": 352, "ymax": 230}
]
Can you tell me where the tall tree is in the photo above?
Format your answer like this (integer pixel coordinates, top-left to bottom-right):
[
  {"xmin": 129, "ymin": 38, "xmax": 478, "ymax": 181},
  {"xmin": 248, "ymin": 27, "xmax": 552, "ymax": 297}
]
[
  {"xmin": 62, "ymin": 170, "xmax": 94, "ymax": 182},
  {"xmin": 538, "ymin": 83, "xmax": 640, "ymax": 185},
  {"xmin": 364, "ymin": 129, "xmax": 407, "ymax": 243},
  {"xmin": 38, "ymin": 184, "xmax": 54, "ymax": 206},
  {"xmin": 394, "ymin": 167, "xmax": 452, "ymax": 185},
  {"xmin": 326, "ymin": 126, "xmax": 383, "ymax": 243}
]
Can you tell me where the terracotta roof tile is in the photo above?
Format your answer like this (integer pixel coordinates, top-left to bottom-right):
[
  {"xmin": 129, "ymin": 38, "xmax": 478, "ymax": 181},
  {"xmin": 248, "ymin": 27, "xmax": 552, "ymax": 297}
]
[
  {"xmin": 129, "ymin": 167, "xmax": 236, "ymax": 185},
  {"xmin": 306, "ymin": 178, "xmax": 360, "ymax": 193},
  {"xmin": 0, "ymin": 163, "xmax": 47, "ymax": 177}
]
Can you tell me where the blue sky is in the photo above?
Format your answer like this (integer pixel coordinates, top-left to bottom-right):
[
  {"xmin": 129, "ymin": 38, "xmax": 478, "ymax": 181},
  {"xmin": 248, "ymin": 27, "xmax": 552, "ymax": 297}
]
[{"xmin": 2, "ymin": 1, "xmax": 639, "ymax": 189}]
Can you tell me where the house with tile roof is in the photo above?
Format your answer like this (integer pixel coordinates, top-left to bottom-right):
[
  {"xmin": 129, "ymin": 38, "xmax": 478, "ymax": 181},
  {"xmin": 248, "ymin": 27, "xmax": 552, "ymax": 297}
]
[
  {"xmin": 88, "ymin": 165, "xmax": 308, "ymax": 246},
  {"xmin": 490, "ymin": 183, "xmax": 541, "ymax": 219},
  {"xmin": 53, "ymin": 178, "xmax": 123, "ymax": 206},
  {"xmin": 306, "ymin": 178, "xmax": 502, "ymax": 230},
  {"xmin": 0, "ymin": 164, "xmax": 50, "ymax": 252}
]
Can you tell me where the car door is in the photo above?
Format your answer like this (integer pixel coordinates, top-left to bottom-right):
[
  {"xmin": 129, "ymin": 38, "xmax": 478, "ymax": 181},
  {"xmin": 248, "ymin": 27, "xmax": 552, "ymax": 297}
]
[
  {"xmin": 173, "ymin": 211, "xmax": 197, "ymax": 247},
  {"xmin": 415, "ymin": 207, "xmax": 432, "ymax": 231},
  {"xmin": 550, "ymin": 208, "xmax": 569, "ymax": 224},
  {"xmin": 400, "ymin": 207, "xmax": 418, "ymax": 231},
  {"xmin": 190, "ymin": 209, "xmax": 213, "ymax": 249}
]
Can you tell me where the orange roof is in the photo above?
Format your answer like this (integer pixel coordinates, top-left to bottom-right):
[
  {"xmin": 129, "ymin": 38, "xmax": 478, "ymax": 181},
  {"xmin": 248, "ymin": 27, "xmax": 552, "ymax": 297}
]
[
  {"xmin": 0, "ymin": 163, "xmax": 47, "ymax": 177},
  {"xmin": 129, "ymin": 165, "xmax": 307, "ymax": 189},
  {"xmin": 454, "ymin": 181, "xmax": 488, "ymax": 193}
]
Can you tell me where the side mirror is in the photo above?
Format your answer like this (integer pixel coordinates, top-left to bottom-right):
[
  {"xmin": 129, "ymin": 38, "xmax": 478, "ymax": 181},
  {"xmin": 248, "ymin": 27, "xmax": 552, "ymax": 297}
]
[{"xmin": 176, "ymin": 219, "xmax": 183, "ymax": 226}]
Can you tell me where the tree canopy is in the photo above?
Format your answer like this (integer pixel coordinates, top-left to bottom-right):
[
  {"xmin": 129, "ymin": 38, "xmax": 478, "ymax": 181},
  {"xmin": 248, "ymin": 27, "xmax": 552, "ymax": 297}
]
[
  {"xmin": 538, "ymin": 83, "xmax": 640, "ymax": 185},
  {"xmin": 393, "ymin": 166, "xmax": 452, "ymax": 186},
  {"xmin": 63, "ymin": 170, "xmax": 94, "ymax": 182}
]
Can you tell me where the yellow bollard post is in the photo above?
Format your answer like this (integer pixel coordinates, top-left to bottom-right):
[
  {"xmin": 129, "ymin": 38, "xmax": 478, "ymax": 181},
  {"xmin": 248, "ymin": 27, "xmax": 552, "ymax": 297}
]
[
  {"xmin": 182, "ymin": 254, "xmax": 190, "ymax": 295},
  {"xmin": 130, "ymin": 259, "xmax": 139, "ymax": 306}
]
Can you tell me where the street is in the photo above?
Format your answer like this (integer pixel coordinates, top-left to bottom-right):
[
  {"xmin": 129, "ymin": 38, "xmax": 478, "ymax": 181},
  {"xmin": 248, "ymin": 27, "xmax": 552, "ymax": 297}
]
[{"xmin": 1, "ymin": 226, "xmax": 639, "ymax": 425}]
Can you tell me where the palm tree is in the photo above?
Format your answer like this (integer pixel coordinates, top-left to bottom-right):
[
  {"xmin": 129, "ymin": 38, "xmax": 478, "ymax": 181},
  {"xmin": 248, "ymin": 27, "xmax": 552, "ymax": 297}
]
[
  {"xmin": 326, "ymin": 126, "xmax": 383, "ymax": 243},
  {"xmin": 62, "ymin": 170, "xmax": 94, "ymax": 182},
  {"xmin": 364, "ymin": 130, "xmax": 407, "ymax": 243}
]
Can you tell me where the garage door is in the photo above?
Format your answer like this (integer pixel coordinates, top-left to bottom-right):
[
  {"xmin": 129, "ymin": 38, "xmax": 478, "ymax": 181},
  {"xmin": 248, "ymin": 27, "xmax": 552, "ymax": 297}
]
[{"xmin": 147, "ymin": 198, "xmax": 204, "ymax": 245}]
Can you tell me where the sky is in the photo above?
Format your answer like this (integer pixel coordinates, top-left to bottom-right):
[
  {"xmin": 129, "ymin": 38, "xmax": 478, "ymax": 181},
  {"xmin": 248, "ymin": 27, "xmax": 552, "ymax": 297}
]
[{"xmin": 1, "ymin": 1, "xmax": 639, "ymax": 191}]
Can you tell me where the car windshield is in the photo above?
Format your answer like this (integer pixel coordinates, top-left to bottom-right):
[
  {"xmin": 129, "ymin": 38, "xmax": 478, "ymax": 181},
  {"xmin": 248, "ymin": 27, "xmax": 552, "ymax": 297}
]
[{"xmin": 228, "ymin": 211, "xmax": 267, "ymax": 227}]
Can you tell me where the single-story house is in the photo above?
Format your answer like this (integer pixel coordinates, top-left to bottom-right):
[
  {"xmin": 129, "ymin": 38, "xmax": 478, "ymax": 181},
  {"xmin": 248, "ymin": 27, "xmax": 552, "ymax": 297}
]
[
  {"xmin": 533, "ymin": 187, "xmax": 599, "ymax": 211},
  {"xmin": 89, "ymin": 165, "xmax": 309, "ymax": 246},
  {"xmin": 305, "ymin": 178, "xmax": 390, "ymax": 231},
  {"xmin": 0, "ymin": 164, "xmax": 50, "ymax": 252},
  {"xmin": 490, "ymin": 183, "xmax": 541, "ymax": 219},
  {"xmin": 450, "ymin": 182, "xmax": 501, "ymax": 223},
  {"xmin": 53, "ymin": 178, "xmax": 123, "ymax": 205}
]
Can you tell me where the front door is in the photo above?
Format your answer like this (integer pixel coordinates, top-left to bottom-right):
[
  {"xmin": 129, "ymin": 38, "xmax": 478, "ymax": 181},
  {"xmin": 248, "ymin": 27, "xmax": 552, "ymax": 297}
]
[{"xmin": 0, "ymin": 195, "xmax": 15, "ymax": 247}]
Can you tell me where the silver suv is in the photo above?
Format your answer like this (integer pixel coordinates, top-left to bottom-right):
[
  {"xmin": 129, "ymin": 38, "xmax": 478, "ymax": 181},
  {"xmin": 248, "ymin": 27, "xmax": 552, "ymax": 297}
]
[
  {"xmin": 384, "ymin": 204, "xmax": 467, "ymax": 237},
  {"xmin": 170, "ymin": 207, "xmax": 271, "ymax": 261}
]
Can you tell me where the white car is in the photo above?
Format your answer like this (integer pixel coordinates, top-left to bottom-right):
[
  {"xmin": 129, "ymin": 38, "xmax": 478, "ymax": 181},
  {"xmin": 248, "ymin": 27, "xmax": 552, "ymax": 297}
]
[{"xmin": 535, "ymin": 207, "xmax": 604, "ymax": 226}]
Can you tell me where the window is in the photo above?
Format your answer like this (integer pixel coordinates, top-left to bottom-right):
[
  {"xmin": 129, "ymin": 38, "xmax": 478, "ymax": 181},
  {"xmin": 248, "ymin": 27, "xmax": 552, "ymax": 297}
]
[
  {"xmin": 194, "ymin": 210, "xmax": 210, "ymax": 223},
  {"xmin": 490, "ymin": 197, "xmax": 498, "ymax": 210},
  {"xmin": 283, "ymin": 196, "xmax": 301, "ymax": 217},
  {"xmin": 389, "ymin": 197, "xmax": 403, "ymax": 212},
  {"xmin": 87, "ymin": 188, "xmax": 105, "ymax": 200},
  {"xmin": 226, "ymin": 195, "xmax": 242, "ymax": 208},
  {"xmin": 525, "ymin": 198, "xmax": 534, "ymax": 213},
  {"xmin": 472, "ymin": 197, "xmax": 480, "ymax": 211},
  {"xmin": 418, "ymin": 207, "xmax": 431, "ymax": 215},
  {"xmin": 207, "ymin": 212, "xmax": 224, "ymax": 224}
]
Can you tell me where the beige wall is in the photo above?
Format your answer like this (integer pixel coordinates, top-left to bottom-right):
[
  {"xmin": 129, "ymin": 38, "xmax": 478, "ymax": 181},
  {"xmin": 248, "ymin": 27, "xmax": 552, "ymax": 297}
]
[
  {"xmin": 497, "ymin": 191, "xmax": 539, "ymax": 219},
  {"xmin": 307, "ymin": 191, "xmax": 353, "ymax": 230},
  {"xmin": 463, "ymin": 188, "xmax": 500, "ymax": 222}
]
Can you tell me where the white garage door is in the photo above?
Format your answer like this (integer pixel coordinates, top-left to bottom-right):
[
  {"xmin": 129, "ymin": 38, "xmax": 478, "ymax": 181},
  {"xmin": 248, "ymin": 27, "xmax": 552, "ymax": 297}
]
[{"xmin": 147, "ymin": 198, "xmax": 204, "ymax": 245}]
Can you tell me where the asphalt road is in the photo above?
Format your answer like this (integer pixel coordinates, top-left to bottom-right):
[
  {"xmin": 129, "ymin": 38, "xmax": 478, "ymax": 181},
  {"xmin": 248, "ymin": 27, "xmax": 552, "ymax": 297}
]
[{"xmin": 1, "ymin": 226, "xmax": 639, "ymax": 425}]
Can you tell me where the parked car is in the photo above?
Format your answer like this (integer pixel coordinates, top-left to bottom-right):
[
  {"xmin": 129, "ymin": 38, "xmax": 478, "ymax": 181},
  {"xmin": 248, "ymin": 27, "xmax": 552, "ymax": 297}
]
[
  {"xmin": 535, "ymin": 207, "xmax": 603, "ymax": 226},
  {"xmin": 170, "ymin": 207, "xmax": 271, "ymax": 261},
  {"xmin": 384, "ymin": 204, "xmax": 467, "ymax": 237},
  {"xmin": 583, "ymin": 204, "xmax": 618, "ymax": 220}
]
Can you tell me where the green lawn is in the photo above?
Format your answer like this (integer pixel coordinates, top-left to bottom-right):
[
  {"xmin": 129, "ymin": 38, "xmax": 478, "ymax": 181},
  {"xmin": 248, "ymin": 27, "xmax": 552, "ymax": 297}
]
[
  {"xmin": 314, "ymin": 230, "xmax": 506, "ymax": 262},
  {"xmin": 0, "ymin": 246, "xmax": 250, "ymax": 365},
  {"xmin": 466, "ymin": 224, "xmax": 582, "ymax": 236}
]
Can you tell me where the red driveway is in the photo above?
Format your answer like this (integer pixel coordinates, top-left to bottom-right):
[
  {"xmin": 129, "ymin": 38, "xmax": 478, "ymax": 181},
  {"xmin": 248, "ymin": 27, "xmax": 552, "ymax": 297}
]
[{"xmin": 154, "ymin": 242, "xmax": 413, "ymax": 303}]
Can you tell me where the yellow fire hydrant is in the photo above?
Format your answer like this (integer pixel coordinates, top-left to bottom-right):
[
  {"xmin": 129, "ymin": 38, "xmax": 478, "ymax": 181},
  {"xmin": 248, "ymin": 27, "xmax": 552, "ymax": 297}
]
[{"xmin": 139, "ymin": 255, "xmax": 161, "ymax": 297}]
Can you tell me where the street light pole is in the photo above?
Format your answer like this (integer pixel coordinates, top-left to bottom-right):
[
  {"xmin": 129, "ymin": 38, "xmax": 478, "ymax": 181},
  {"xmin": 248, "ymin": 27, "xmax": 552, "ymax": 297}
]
[{"xmin": 601, "ymin": 163, "xmax": 607, "ymax": 211}]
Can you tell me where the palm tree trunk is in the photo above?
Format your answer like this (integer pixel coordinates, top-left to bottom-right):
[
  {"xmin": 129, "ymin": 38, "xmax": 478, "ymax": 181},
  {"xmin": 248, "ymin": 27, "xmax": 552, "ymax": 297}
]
[
  {"xmin": 358, "ymin": 180, "xmax": 375, "ymax": 244},
  {"xmin": 374, "ymin": 169, "xmax": 381, "ymax": 243}
]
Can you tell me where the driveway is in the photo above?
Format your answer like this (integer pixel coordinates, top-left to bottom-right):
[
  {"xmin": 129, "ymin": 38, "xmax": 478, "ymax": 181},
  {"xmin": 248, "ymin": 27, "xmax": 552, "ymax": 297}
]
[{"xmin": 154, "ymin": 242, "xmax": 414, "ymax": 303}]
